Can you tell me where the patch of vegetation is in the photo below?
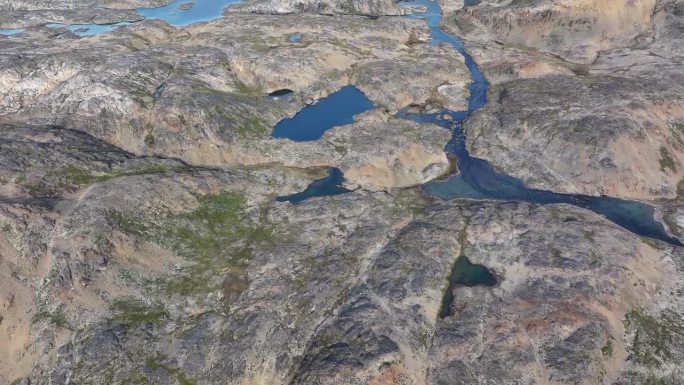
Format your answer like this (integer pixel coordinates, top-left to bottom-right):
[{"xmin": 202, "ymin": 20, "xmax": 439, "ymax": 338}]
[
  {"xmin": 62, "ymin": 164, "xmax": 175, "ymax": 186},
  {"xmin": 32, "ymin": 309, "xmax": 69, "ymax": 328},
  {"xmin": 110, "ymin": 297, "xmax": 168, "ymax": 326},
  {"xmin": 144, "ymin": 132, "xmax": 155, "ymax": 147},
  {"xmin": 233, "ymin": 81, "xmax": 262, "ymax": 99},
  {"xmin": 107, "ymin": 190, "xmax": 280, "ymax": 301},
  {"xmin": 659, "ymin": 146, "xmax": 677, "ymax": 173},
  {"xmin": 601, "ymin": 338, "xmax": 613, "ymax": 356},
  {"xmin": 457, "ymin": 217, "xmax": 471, "ymax": 257},
  {"xmin": 144, "ymin": 355, "xmax": 195, "ymax": 385},
  {"xmin": 624, "ymin": 308, "xmax": 684, "ymax": 368},
  {"xmin": 16, "ymin": 175, "xmax": 51, "ymax": 197},
  {"xmin": 640, "ymin": 237, "xmax": 666, "ymax": 250},
  {"xmin": 391, "ymin": 188, "xmax": 428, "ymax": 217},
  {"xmin": 590, "ymin": 250, "xmax": 602, "ymax": 264},
  {"xmin": 235, "ymin": 116, "xmax": 268, "ymax": 139},
  {"xmin": 212, "ymin": 106, "xmax": 268, "ymax": 139},
  {"xmin": 109, "ymin": 211, "xmax": 150, "ymax": 238},
  {"xmin": 160, "ymin": 191, "xmax": 279, "ymax": 296}
]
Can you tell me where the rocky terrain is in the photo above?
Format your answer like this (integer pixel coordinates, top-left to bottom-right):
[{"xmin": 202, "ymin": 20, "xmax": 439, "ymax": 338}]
[
  {"xmin": 0, "ymin": 0, "xmax": 683, "ymax": 384},
  {"xmin": 446, "ymin": 0, "xmax": 684, "ymax": 200},
  {"xmin": 0, "ymin": 0, "xmax": 170, "ymax": 28}
]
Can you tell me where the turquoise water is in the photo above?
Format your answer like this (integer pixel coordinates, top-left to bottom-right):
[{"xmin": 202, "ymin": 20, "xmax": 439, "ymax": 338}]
[
  {"xmin": 439, "ymin": 255, "xmax": 496, "ymax": 318},
  {"xmin": 1, "ymin": 0, "xmax": 240, "ymax": 36},
  {"xmin": 45, "ymin": 23, "xmax": 132, "ymax": 36},
  {"xmin": 272, "ymin": 85, "xmax": 374, "ymax": 142},
  {"xmin": 1, "ymin": 0, "xmax": 680, "ymax": 246},
  {"xmin": 0, "ymin": 29, "xmax": 24, "ymax": 36},
  {"xmin": 398, "ymin": 0, "xmax": 681, "ymax": 246},
  {"xmin": 137, "ymin": 0, "xmax": 238, "ymax": 26}
]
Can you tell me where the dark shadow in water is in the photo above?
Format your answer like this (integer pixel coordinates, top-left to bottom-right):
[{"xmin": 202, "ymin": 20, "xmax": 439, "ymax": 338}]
[
  {"xmin": 268, "ymin": 89, "xmax": 294, "ymax": 97},
  {"xmin": 276, "ymin": 168, "xmax": 350, "ymax": 204},
  {"xmin": 272, "ymin": 85, "xmax": 374, "ymax": 142},
  {"xmin": 439, "ymin": 256, "xmax": 497, "ymax": 318}
]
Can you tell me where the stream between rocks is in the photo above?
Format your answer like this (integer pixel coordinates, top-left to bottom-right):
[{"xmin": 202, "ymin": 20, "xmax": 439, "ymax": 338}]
[
  {"xmin": 2, "ymin": 0, "xmax": 680, "ymax": 247},
  {"xmin": 275, "ymin": 0, "xmax": 683, "ymax": 247}
]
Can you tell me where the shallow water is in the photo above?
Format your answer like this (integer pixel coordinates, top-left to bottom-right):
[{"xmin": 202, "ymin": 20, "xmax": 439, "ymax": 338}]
[
  {"xmin": 137, "ymin": 0, "xmax": 239, "ymax": 26},
  {"xmin": 0, "ymin": 29, "xmax": 24, "ymax": 36},
  {"xmin": 288, "ymin": 33, "xmax": 303, "ymax": 42},
  {"xmin": 400, "ymin": 0, "xmax": 681, "ymax": 246},
  {"xmin": 2, "ymin": 0, "xmax": 679, "ymax": 245},
  {"xmin": 0, "ymin": 0, "xmax": 240, "ymax": 36},
  {"xmin": 272, "ymin": 85, "xmax": 374, "ymax": 142}
]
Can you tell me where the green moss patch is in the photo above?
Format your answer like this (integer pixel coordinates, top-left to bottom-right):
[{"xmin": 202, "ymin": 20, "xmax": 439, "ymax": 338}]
[
  {"xmin": 110, "ymin": 297, "xmax": 168, "ymax": 326},
  {"xmin": 624, "ymin": 308, "xmax": 684, "ymax": 368},
  {"xmin": 109, "ymin": 190, "xmax": 281, "ymax": 299}
]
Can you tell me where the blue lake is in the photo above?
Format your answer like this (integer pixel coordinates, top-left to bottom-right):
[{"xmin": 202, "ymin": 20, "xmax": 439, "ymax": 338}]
[
  {"xmin": 439, "ymin": 255, "xmax": 497, "ymax": 318},
  {"xmin": 276, "ymin": 168, "xmax": 350, "ymax": 204},
  {"xmin": 137, "ymin": 0, "xmax": 239, "ymax": 26},
  {"xmin": 1, "ymin": 0, "xmax": 679, "ymax": 246},
  {"xmin": 274, "ymin": 0, "xmax": 681, "ymax": 246},
  {"xmin": 1, "ymin": 0, "xmax": 240, "ymax": 36},
  {"xmin": 271, "ymin": 85, "xmax": 374, "ymax": 142}
]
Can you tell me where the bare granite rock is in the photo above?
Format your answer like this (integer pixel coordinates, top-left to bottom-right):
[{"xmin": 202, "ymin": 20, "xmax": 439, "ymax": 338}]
[
  {"xmin": 440, "ymin": 0, "xmax": 684, "ymax": 199},
  {"xmin": 232, "ymin": 0, "xmax": 408, "ymax": 16}
]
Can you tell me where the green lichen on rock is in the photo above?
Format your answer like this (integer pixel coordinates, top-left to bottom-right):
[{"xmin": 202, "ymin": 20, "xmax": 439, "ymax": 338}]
[
  {"xmin": 110, "ymin": 297, "xmax": 168, "ymax": 326},
  {"xmin": 108, "ymin": 190, "xmax": 280, "ymax": 298},
  {"xmin": 624, "ymin": 308, "xmax": 684, "ymax": 368},
  {"xmin": 659, "ymin": 146, "xmax": 678, "ymax": 173}
]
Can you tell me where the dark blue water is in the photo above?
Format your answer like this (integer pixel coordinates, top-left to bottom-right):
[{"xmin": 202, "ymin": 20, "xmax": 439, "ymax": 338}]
[
  {"xmin": 276, "ymin": 168, "xmax": 350, "ymax": 204},
  {"xmin": 398, "ymin": 0, "xmax": 681, "ymax": 246},
  {"xmin": 272, "ymin": 85, "xmax": 374, "ymax": 142},
  {"xmin": 439, "ymin": 255, "xmax": 497, "ymax": 318},
  {"xmin": 275, "ymin": 0, "xmax": 682, "ymax": 246}
]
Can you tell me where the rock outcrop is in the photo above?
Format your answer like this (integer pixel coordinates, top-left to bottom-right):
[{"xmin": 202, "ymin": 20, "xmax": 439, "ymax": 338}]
[
  {"xmin": 442, "ymin": 0, "xmax": 684, "ymax": 199},
  {"xmin": 1, "ymin": 1, "xmax": 683, "ymax": 385}
]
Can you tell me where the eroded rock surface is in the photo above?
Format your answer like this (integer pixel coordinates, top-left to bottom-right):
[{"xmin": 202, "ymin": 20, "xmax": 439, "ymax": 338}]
[
  {"xmin": 0, "ymin": 0, "xmax": 170, "ymax": 28},
  {"xmin": 0, "ymin": 12, "xmax": 467, "ymax": 189},
  {"xmin": 443, "ymin": 0, "xmax": 684, "ymax": 199},
  {"xmin": 1, "ymin": 1, "xmax": 684, "ymax": 385}
]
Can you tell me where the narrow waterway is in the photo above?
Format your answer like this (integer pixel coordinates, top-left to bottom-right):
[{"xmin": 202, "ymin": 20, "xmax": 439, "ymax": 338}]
[{"xmin": 274, "ymin": 0, "xmax": 682, "ymax": 246}]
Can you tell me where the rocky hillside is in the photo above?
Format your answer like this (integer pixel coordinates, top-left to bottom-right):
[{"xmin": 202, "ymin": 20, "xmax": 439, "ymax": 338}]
[{"xmin": 0, "ymin": 0, "xmax": 683, "ymax": 384}]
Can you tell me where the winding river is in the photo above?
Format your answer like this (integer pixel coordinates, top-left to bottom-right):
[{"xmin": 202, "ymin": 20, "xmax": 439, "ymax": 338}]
[
  {"xmin": 277, "ymin": 0, "xmax": 682, "ymax": 246},
  {"xmin": 1, "ymin": 0, "xmax": 680, "ymax": 246}
]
